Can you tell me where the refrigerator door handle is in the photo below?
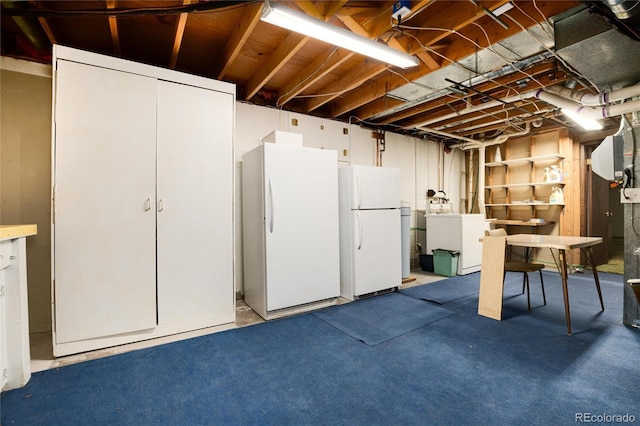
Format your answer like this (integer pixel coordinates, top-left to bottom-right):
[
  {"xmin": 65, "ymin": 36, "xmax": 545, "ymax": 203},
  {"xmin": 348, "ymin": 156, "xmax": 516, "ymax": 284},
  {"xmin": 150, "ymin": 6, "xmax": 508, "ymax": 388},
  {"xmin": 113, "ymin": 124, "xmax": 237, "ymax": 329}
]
[
  {"xmin": 269, "ymin": 177, "xmax": 275, "ymax": 233},
  {"xmin": 355, "ymin": 211, "xmax": 362, "ymax": 250},
  {"xmin": 356, "ymin": 173, "xmax": 362, "ymax": 209}
]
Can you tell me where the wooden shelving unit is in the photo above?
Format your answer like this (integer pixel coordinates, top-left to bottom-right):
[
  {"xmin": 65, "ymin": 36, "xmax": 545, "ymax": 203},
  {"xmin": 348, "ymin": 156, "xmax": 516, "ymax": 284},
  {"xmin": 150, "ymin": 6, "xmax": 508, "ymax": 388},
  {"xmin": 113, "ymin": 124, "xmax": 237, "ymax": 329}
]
[{"xmin": 484, "ymin": 137, "xmax": 565, "ymax": 227}]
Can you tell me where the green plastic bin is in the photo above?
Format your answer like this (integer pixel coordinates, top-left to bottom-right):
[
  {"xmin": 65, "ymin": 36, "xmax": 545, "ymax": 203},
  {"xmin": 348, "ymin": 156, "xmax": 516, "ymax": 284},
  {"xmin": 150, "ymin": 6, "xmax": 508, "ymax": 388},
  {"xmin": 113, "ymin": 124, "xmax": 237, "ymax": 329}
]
[{"xmin": 432, "ymin": 249, "xmax": 460, "ymax": 277}]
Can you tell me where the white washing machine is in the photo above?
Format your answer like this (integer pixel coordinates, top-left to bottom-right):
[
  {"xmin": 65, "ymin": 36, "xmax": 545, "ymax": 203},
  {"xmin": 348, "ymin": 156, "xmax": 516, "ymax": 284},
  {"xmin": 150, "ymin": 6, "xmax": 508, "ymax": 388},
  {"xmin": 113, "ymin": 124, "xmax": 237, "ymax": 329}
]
[{"xmin": 425, "ymin": 213, "xmax": 489, "ymax": 275}]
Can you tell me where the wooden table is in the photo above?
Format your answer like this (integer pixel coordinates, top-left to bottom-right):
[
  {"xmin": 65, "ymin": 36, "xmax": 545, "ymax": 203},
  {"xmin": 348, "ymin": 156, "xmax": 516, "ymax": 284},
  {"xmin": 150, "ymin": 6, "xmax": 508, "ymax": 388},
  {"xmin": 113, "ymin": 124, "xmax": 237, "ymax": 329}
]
[{"xmin": 478, "ymin": 234, "xmax": 604, "ymax": 335}]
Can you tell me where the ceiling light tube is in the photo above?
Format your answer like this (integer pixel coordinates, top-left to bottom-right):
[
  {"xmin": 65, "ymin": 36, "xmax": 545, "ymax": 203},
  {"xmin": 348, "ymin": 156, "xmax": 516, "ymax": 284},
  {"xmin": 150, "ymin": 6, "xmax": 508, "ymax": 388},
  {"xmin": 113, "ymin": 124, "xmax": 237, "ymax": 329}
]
[
  {"xmin": 260, "ymin": 1, "xmax": 419, "ymax": 69},
  {"xmin": 561, "ymin": 108, "xmax": 604, "ymax": 131}
]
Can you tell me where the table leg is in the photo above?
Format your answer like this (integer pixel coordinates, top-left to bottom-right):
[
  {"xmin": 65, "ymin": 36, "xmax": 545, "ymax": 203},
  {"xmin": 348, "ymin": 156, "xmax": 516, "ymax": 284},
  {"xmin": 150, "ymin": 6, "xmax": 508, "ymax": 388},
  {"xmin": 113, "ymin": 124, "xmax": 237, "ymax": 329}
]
[
  {"xmin": 558, "ymin": 249, "xmax": 572, "ymax": 335},
  {"xmin": 584, "ymin": 247, "xmax": 605, "ymax": 311}
]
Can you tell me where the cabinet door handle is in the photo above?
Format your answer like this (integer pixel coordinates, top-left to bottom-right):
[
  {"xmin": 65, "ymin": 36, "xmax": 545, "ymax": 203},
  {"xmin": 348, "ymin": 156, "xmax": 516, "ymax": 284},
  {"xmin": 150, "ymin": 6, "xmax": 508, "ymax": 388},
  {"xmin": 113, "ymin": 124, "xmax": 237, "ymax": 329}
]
[
  {"xmin": 158, "ymin": 198, "xmax": 164, "ymax": 212},
  {"xmin": 269, "ymin": 177, "xmax": 275, "ymax": 233},
  {"xmin": 145, "ymin": 198, "xmax": 151, "ymax": 211}
]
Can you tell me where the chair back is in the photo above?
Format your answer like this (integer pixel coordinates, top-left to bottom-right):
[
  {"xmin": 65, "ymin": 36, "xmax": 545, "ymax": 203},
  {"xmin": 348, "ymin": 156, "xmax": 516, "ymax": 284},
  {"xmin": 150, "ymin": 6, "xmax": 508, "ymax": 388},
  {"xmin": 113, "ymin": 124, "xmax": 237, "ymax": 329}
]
[{"xmin": 485, "ymin": 228, "xmax": 507, "ymax": 237}]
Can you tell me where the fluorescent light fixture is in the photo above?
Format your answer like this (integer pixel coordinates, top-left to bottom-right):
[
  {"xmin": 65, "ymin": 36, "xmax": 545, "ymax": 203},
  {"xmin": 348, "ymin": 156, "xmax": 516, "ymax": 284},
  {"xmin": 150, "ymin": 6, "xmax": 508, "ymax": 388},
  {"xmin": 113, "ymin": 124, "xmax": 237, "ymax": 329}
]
[
  {"xmin": 493, "ymin": 2, "xmax": 514, "ymax": 16},
  {"xmin": 260, "ymin": 1, "xmax": 419, "ymax": 69},
  {"xmin": 562, "ymin": 109, "xmax": 604, "ymax": 131}
]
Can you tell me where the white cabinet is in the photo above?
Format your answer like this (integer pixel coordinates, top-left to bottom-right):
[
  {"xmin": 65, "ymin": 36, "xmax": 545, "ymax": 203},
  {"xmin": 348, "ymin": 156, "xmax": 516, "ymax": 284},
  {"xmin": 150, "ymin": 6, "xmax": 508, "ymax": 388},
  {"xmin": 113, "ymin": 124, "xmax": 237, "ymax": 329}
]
[
  {"xmin": 0, "ymin": 225, "xmax": 37, "ymax": 391},
  {"xmin": 53, "ymin": 60, "xmax": 158, "ymax": 344},
  {"xmin": 52, "ymin": 46, "xmax": 235, "ymax": 356},
  {"xmin": 425, "ymin": 214, "xmax": 489, "ymax": 275},
  {"xmin": 155, "ymin": 81, "xmax": 234, "ymax": 326}
]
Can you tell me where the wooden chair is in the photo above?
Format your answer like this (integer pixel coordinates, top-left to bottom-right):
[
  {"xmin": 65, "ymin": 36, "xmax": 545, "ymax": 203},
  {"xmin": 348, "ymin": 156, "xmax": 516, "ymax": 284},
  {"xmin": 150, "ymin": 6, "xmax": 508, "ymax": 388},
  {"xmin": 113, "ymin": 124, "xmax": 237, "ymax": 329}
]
[{"xmin": 484, "ymin": 228, "xmax": 546, "ymax": 312}]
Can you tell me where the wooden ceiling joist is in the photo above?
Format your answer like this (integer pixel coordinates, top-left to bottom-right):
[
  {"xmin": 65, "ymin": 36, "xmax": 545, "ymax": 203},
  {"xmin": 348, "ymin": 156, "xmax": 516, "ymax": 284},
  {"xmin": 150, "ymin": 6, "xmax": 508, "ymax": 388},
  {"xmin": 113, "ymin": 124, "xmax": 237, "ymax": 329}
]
[
  {"xmin": 216, "ymin": 2, "xmax": 262, "ymax": 79},
  {"xmin": 169, "ymin": 0, "xmax": 193, "ymax": 70},
  {"xmin": 106, "ymin": 0, "xmax": 121, "ymax": 57}
]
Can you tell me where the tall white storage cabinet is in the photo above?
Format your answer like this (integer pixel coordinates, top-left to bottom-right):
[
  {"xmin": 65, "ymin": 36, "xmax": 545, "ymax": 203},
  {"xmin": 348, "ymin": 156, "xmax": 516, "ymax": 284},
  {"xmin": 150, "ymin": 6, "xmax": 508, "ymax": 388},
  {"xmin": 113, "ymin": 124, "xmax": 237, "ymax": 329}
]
[
  {"xmin": 52, "ymin": 46, "xmax": 235, "ymax": 356},
  {"xmin": 242, "ymin": 142, "xmax": 340, "ymax": 320}
]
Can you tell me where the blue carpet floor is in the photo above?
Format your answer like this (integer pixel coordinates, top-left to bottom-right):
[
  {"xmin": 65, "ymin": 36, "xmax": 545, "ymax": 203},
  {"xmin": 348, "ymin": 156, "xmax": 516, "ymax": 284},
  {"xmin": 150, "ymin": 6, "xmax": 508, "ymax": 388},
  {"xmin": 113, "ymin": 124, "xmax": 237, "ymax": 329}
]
[
  {"xmin": 2, "ymin": 271, "xmax": 638, "ymax": 425},
  {"xmin": 312, "ymin": 292, "xmax": 455, "ymax": 345},
  {"xmin": 399, "ymin": 271, "xmax": 522, "ymax": 304}
]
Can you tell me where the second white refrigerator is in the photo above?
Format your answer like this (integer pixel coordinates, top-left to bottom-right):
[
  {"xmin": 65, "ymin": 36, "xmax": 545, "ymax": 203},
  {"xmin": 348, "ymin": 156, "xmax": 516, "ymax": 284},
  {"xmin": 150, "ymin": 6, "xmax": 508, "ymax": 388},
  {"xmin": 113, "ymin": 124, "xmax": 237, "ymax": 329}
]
[{"xmin": 338, "ymin": 165, "xmax": 402, "ymax": 300}]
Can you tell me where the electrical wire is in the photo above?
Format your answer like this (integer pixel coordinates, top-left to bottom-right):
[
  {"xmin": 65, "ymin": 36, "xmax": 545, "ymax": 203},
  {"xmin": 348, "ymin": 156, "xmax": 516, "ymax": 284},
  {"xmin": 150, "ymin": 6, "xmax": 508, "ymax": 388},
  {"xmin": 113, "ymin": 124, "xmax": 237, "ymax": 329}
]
[
  {"xmin": 511, "ymin": 0, "xmax": 555, "ymax": 39},
  {"xmin": 396, "ymin": 17, "xmax": 594, "ymax": 135},
  {"xmin": 501, "ymin": 9, "xmax": 600, "ymax": 92},
  {"xmin": 276, "ymin": 46, "xmax": 340, "ymax": 107},
  {"xmin": 1, "ymin": 1, "xmax": 257, "ymax": 17}
]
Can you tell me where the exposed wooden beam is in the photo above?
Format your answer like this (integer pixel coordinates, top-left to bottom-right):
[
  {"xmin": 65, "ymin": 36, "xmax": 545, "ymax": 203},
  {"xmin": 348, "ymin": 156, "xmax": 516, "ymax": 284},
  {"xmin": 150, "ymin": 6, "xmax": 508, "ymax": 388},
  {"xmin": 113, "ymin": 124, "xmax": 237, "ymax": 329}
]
[
  {"xmin": 300, "ymin": 0, "xmax": 496, "ymax": 117},
  {"xmin": 277, "ymin": 0, "xmax": 432, "ymax": 108},
  {"xmin": 305, "ymin": 59, "xmax": 389, "ymax": 112},
  {"xmin": 371, "ymin": 60, "xmax": 558, "ymax": 124},
  {"xmin": 28, "ymin": 1, "xmax": 57, "ymax": 44},
  {"xmin": 217, "ymin": 2, "xmax": 262, "ymax": 79},
  {"xmin": 399, "ymin": 73, "xmax": 571, "ymax": 129},
  {"xmin": 247, "ymin": 1, "xmax": 345, "ymax": 102},
  {"xmin": 106, "ymin": 0, "xmax": 121, "ymax": 57},
  {"xmin": 328, "ymin": 0, "xmax": 574, "ymax": 119},
  {"xmin": 337, "ymin": 14, "xmax": 371, "ymax": 37},
  {"xmin": 169, "ymin": 0, "xmax": 193, "ymax": 70},
  {"xmin": 277, "ymin": 48, "xmax": 354, "ymax": 107},
  {"xmin": 416, "ymin": 50, "xmax": 440, "ymax": 70},
  {"xmin": 244, "ymin": 33, "xmax": 309, "ymax": 100},
  {"xmin": 295, "ymin": 0, "xmax": 325, "ymax": 19}
]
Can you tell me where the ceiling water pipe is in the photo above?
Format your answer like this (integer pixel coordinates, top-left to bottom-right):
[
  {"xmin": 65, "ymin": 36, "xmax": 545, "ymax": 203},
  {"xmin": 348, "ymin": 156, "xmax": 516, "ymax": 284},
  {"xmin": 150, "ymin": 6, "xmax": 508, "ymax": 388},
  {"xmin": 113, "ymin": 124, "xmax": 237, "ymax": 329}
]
[
  {"xmin": 545, "ymin": 83, "xmax": 640, "ymax": 107},
  {"xmin": 530, "ymin": 88, "xmax": 640, "ymax": 120},
  {"xmin": 417, "ymin": 125, "xmax": 532, "ymax": 215}
]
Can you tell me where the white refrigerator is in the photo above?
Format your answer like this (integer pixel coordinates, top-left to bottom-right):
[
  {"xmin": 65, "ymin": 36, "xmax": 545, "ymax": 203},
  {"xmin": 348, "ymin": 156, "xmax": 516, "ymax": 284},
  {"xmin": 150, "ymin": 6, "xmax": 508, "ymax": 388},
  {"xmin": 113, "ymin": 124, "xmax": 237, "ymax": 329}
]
[
  {"xmin": 338, "ymin": 165, "xmax": 402, "ymax": 300},
  {"xmin": 242, "ymin": 142, "xmax": 340, "ymax": 320}
]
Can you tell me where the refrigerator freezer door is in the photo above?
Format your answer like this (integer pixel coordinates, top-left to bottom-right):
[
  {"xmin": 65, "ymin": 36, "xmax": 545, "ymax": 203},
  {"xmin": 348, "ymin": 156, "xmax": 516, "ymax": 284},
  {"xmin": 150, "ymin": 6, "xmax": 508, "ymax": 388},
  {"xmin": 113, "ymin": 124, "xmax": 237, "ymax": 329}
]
[
  {"xmin": 350, "ymin": 209, "xmax": 401, "ymax": 297},
  {"xmin": 263, "ymin": 144, "xmax": 340, "ymax": 311},
  {"xmin": 342, "ymin": 165, "xmax": 401, "ymax": 210}
]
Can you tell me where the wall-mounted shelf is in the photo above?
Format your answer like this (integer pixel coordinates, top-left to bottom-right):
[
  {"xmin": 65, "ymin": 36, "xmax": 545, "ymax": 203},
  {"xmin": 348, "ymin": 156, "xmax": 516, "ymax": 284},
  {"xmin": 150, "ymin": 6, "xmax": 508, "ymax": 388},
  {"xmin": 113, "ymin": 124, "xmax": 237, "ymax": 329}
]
[
  {"xmin": 485, "ymin": 203, "xmax": 565, "ymax": 207},
  {"xmin": 485, "ymin": 181, "xmax": 565, "ymax": 190},
  {"xmin": 485, "ymin": 153, "xmax": 565, "ymax": 168},
  {"xmin": 489, "ymin": 219, "xmax": 555, "ymax": 227}
]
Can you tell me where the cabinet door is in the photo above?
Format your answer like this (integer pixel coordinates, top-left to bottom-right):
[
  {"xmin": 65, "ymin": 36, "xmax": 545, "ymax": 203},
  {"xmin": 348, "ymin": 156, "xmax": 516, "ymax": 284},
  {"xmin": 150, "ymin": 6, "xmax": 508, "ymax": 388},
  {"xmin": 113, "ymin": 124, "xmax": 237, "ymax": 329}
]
[
  {"xmin": 156, "ymin": 81, "xmax": 234, "ymax": 325},
  {"xmin": 53, "ymin": 60, "xmax": 157, "ymax": 343},
  {"xmin": 0, "ymin": 247, "xmax": 6, "ymax": 390}
]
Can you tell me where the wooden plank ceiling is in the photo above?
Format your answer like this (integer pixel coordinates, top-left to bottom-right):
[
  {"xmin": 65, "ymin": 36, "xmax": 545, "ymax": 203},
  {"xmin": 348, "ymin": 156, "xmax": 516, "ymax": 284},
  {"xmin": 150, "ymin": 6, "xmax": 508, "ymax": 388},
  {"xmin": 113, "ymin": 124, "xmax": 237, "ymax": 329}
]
[{"xmin": 0, "ymin": 0, "xmax": 623, "ymax": 142}]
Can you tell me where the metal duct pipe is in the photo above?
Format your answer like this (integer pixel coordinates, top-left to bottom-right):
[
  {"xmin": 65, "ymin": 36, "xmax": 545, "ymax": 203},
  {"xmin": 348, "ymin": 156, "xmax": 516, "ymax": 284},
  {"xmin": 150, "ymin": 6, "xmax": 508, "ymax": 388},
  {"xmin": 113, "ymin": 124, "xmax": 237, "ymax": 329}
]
[
  {"xmin": 603, "ymin": 0, "xmax": 640, "ymax": 20},
  {"xmin": 370, "ymin": 51, "xmax": 554, "ymax": 122}
]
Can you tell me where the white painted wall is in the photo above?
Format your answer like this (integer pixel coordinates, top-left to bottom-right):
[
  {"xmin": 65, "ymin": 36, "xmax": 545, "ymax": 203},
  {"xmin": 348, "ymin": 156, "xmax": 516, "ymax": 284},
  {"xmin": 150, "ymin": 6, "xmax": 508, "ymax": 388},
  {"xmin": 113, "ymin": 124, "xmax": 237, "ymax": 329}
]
[
  {"xmin": 1, "ymin": 58, "xmax": 465, "ymax": 332},
  {"xmin": 235, "ymin": 102, "xmax": 465, "ymax": 294}
]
